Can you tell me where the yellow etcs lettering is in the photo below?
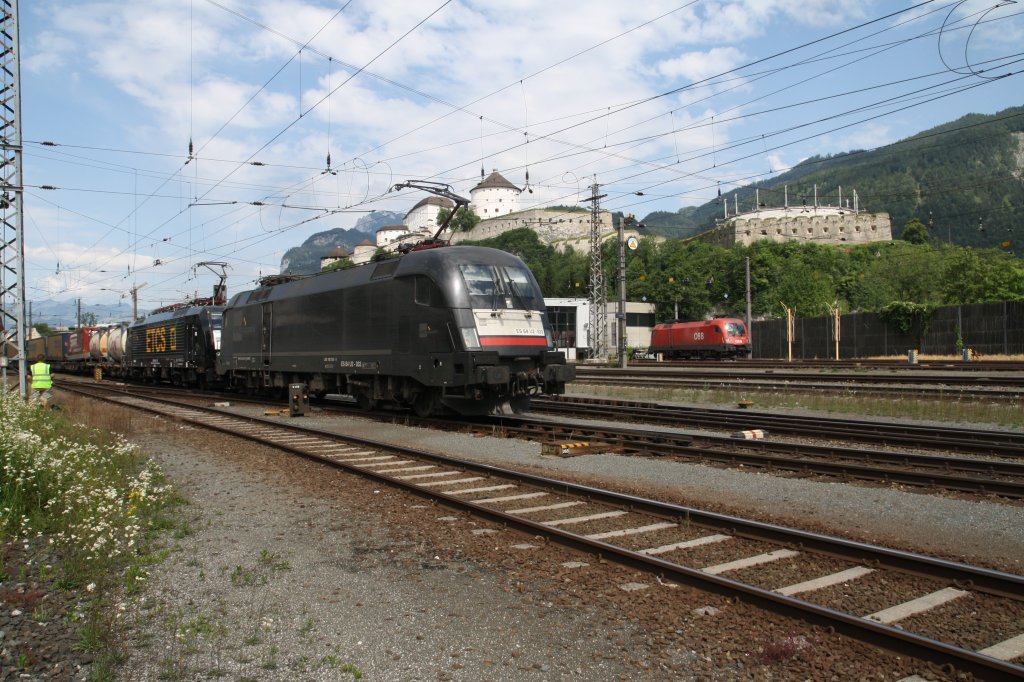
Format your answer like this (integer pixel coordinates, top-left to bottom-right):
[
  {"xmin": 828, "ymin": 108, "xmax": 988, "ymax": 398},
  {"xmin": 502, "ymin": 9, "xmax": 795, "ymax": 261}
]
[{"xmin": 145, "ymin": 326, "xmax": 178, "ymax": 353}]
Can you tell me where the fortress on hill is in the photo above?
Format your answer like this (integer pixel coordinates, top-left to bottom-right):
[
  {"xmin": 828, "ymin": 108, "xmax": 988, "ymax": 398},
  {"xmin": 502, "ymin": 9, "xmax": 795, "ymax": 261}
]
[
  {"xmin": 324, "ymin": 172, "xmax": 891, "ymax": 269},
  {"xmin": 696, "ymin": 188, "xmax": 892, "ymax": 247}
]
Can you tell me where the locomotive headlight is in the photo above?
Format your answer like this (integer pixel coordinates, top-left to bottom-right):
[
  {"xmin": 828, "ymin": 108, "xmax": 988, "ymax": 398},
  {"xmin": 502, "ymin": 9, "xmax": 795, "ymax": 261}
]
[{"xmin": 460, "ymin": 327, "xmax": 481, "ymax": 350}]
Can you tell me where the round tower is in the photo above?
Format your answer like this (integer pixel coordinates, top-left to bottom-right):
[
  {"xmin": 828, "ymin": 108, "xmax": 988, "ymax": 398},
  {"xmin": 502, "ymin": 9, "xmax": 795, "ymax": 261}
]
[{"xmin": 469, "ymin": 170, "xmax": 521, "ymax": 218}]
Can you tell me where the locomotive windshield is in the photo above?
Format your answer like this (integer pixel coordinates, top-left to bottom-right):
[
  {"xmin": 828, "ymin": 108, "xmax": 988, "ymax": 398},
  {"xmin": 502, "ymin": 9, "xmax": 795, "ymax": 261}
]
[
  {"xmin": 209, "ymin": 311, "xmax": 223, "ymax": 350},
  {"xmin": 460, "ymin": 264, "xmax": 540, "ymax": 311},
  {"xmin": 725, "ymin": 321, "xmax": 746, "ymax": 336}
]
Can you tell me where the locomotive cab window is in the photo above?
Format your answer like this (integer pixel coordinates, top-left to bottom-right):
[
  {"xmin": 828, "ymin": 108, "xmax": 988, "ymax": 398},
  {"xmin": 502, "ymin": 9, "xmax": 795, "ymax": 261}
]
[
  {"xmin": 413, "ymin": 276, "xmax": 442, "ymax": 307},
  {"xmin": 209, "ymin": 311, "xmax": 224, "ymax": 350},
  {"xmin": 725, "ymin": 321, "xmax": 746, "ymax": 336},
  {"xmin": 459, "ymin": 264, "xmax": 539, "ymax": 310}
]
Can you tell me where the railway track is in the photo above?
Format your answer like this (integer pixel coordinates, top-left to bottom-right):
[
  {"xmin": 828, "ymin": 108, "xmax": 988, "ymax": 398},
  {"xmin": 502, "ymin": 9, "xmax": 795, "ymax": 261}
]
[
  {"xmin": 573, "ymin": 366, "xmax": 1024, "ymax": 401},
  {"xmin": 57, "ymin": 378, "xmax": 1024, "ymax": 499},
  {"xmin": 631, "ymin": 359, "xmax": 1024, "ymax": 372},
  {"xmin": 532, "ymin": 395, "xmax": 1024, "ymax": 458},
  {"xmin": 503, "ymin": 414, "xmax": 1024, "ymax": 500},
  {"xmin": 65, "ymin": 382, "xmax": 1024, "ymax": 680}
]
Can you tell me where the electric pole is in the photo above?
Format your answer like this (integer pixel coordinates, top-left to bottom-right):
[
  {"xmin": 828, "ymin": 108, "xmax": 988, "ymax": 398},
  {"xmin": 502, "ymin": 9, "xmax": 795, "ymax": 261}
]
[
  {"xmin": 745, "ymin": 256, "xmax": 752, "ymax": 359},
  {"xmin": 0, "ymin": 0, "xmax": 27, "ymax": 398},
  {"xmin": 582, "ymin": 181, "xmax": 607, "ymax": 360}
]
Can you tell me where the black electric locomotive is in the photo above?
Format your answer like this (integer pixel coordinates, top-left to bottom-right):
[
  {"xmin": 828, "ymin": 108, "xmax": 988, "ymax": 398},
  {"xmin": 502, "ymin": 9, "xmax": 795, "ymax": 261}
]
[
  {"xmin": 125, "ymin": 301, "xmax": 224, "ymax": 387},
  {"xmin": 217, "ymin": 245, "xmax": 574, "ymax": 415}
]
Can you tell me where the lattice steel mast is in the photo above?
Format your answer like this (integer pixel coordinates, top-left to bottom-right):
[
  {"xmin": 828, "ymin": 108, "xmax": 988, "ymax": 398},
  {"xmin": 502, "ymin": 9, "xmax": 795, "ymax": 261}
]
[
  {"xmin": 582, "ymin": 181, "xmax": 607, "ymax": 359},
  {"xmin": 0, "ymin": 0, "xmax": 27, "ymax": 399}
]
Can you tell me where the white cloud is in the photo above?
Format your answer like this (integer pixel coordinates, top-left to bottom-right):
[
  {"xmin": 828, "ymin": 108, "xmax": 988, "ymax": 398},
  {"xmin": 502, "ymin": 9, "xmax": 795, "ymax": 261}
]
[
  {"xmin": 656, "ymin": 47, "xmax": 747, "ymax": 83},
  {"xmin": 822, "ymin": 121, "xmax": 894, "ymax": 152}
]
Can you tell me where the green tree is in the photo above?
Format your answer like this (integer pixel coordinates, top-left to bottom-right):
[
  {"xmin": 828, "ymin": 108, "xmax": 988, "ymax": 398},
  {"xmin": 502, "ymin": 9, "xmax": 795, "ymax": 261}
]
[
  {"xmin": 436, "ymin": 207, "xmax": 481, "ymax": 233},
  {"xmin": 321, "ymin": 257, "xmax": 354, "ymax": 273},
  {"xmin": 32, "ymin": 323, "xmax": 54, "ymax": 336},
  {"xmin": 847, "ymin": 242, "xmax": 943, "ymax": 310},
  {"xmin": 902, "ymin": 218, "xmax": 929, "ymax": 244},
  {"xmin": 939, "ymin": 246, "xmax": 1024, "ymax": 303}
]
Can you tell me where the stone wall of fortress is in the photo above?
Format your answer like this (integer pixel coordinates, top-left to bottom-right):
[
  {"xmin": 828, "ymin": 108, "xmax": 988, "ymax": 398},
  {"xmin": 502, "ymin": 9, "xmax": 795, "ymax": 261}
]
[
  {"xmin": 450, "ymin": 208, "xmax": 618, "ymax": 252},
  {"xmin": 697, "ymin": 210, "xmax": 893, "ymax": 247},
  {"xmin": 449, "ymin": 206, "xmax": 890, "ymax": 251}
]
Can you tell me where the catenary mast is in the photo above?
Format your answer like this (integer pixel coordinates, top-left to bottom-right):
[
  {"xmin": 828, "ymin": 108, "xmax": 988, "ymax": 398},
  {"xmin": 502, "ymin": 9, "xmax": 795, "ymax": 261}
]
[
  {"xmin": 583, "ymin": 181, "xmax": 607, "ymax": 359},
  {"xmin": 0, "ymin": 0, "xmax": 27, "ymax": 399}
]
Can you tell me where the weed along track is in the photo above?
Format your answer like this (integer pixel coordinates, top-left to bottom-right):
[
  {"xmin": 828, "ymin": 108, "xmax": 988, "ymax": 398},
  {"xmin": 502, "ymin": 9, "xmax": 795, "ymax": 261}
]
[{"xmin": 66, "ymin": 383, "xmax": 1024, "ymax": 681}]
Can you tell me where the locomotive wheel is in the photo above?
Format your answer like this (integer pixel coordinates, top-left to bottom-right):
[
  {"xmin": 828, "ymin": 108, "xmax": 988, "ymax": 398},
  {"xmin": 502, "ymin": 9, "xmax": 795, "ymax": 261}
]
[
  {"xmin": 413, "ymin": 389, "xmax": 438, "ymax": 418},
  {"xmin": 494, "ymin": 397, "xmax": 529, "ymax": 415},
  {"xmin": 509, "ymin": 395, "xmax": 530, "ymax": 414},
  {"xmin": 356, "ymin": 392, "xmax": 377, "ymax": 411}
]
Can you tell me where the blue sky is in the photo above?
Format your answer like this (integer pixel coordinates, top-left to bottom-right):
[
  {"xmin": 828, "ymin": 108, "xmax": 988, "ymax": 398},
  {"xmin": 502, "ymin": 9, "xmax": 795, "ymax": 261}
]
[{"xmin": 20, "ymin": 0, "xmax": 1024, "ymax": 313}]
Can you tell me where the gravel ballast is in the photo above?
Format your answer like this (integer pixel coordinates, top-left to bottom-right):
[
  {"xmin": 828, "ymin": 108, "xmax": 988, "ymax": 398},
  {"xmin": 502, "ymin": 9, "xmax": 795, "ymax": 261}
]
[
  {"xmin": 114, "ymin": 426, "xmax": 649, "ymax": 681},
  {"xmin": 273, "ymin": 405, "xmax": 1024, "ymax": 571},
  {"xmin": 112, "ymin": 398, "xmax": 1023, "ymax": 681}
]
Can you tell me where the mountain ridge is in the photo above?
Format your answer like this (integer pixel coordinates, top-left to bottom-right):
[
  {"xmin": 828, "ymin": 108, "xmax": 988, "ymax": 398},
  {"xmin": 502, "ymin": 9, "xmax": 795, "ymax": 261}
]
[{"xmin": 639, "ymin": 106, "xmax": 1024, "ymax": 255}]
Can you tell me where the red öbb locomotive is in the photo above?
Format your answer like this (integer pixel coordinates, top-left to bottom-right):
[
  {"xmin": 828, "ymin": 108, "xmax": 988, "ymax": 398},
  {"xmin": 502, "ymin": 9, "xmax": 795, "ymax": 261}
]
[{"xmin": 649, "ymin": 318, "xmax": 749, "ymax": 359}]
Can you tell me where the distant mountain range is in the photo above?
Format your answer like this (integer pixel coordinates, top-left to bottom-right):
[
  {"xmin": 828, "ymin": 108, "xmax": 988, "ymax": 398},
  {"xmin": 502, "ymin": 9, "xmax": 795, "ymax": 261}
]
[{"xmin": 28, "ymin": 299, "xmax": 129, "ymax": 329}]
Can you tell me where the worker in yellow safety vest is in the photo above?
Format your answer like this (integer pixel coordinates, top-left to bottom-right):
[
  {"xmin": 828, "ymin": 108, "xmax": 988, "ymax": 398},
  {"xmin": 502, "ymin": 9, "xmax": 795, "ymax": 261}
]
[{"xmin": 29, "ymin": 354, "xmax": 54, "ymax": 407}]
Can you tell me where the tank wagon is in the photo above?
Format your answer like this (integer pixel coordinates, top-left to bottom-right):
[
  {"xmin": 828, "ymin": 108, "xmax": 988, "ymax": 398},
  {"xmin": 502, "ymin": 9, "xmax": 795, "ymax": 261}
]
[
  {"xmin": 649, "ymin": 318, "xmax": 749, "ymax": 359},
  {"xmin": 218, "ymin": 245, "xmax": 573, "ymax": 415}
]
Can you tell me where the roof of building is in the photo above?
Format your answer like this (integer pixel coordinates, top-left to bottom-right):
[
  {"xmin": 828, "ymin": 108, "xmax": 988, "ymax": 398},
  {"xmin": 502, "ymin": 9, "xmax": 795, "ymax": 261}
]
[
  {"xmin": 356, "ymin": 239, "xmax": 375, "ymax": 247},
  {"xmin": 472, "ymin": 170, "xmax": 520, "ymax": 193},
  {"xmin": 322, "ymin": 246, "xmax": 349, "ymax": 258},
  {"xmin": 405, "ymin": 196, "xmax": 454, "ymax": 219},
  {"xmin": 376, "ymin": 224, "xmax": 408, "ymax": 233}
]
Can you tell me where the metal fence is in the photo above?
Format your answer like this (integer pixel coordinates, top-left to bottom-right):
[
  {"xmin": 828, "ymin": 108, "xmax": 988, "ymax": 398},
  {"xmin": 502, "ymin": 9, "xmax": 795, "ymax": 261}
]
[{"xmin": 751, "ymin": 301, "xmax": 1024, "ymax": 358}]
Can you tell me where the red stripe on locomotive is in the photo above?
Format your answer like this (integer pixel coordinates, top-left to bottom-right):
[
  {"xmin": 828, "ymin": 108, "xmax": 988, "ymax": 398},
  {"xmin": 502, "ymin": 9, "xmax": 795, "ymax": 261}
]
[{"xmin": 479, "ymin": 336, "xmax": 549, "ymax": 347}]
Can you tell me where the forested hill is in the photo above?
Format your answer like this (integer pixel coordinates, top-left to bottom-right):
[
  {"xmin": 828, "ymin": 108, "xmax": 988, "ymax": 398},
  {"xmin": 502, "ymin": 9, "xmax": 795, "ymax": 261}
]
[{"xmin": 641, "ymin": 106, "xmax": 1024, "ymax": 254}]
